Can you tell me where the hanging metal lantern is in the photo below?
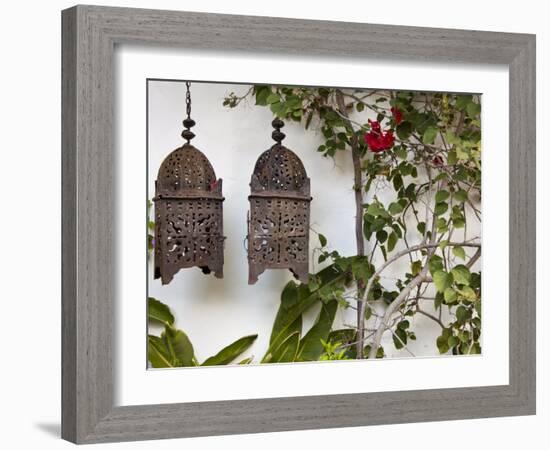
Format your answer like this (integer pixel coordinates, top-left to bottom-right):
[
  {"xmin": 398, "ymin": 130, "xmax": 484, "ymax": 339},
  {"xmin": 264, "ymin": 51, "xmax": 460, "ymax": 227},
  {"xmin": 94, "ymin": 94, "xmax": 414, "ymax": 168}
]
[
  {"xmin": 153, "ymin": 82, "xmax": 224, "ymax": 284},
  {"xmin": 247, "ymin": 118, "xmax": 312, "ymax": 284}
]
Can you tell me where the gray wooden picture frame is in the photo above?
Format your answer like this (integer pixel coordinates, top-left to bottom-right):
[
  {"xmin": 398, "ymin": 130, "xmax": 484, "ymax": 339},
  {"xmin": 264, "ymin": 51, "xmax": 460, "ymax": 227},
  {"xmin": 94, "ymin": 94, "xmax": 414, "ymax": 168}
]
[{"xmin": 61, "ymin": 4, "xmax": 536, "ymax": 444}]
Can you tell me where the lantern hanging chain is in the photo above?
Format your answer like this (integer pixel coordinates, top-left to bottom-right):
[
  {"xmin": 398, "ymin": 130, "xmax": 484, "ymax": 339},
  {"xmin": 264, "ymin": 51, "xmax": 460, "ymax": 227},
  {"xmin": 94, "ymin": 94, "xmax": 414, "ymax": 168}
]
[
  {"xmin": 185, "ymin": 81, "xmax": 192, "ymax": 120},
  {"xmin": 181, "ymin": 81, "xmax": 196, "ymax": 144}
]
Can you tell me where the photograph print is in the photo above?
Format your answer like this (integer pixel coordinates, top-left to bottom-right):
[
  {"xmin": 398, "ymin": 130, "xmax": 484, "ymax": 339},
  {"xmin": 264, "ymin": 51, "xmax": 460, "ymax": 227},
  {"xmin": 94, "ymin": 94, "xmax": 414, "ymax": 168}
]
[{"xmin": 146, "ymin": 80, "xmax": 482, "ymax": 368}]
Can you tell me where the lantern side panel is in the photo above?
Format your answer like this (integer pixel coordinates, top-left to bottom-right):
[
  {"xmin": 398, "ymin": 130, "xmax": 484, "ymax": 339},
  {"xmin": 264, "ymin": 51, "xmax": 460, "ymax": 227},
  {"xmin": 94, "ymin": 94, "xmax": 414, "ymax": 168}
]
[
  {"xmin": 248, "ymin": 197, "xmax": 309, "ymax": 284},
  {"xmin": 154, "ymin": 197, "xmax": 224, "ymax": 284}
]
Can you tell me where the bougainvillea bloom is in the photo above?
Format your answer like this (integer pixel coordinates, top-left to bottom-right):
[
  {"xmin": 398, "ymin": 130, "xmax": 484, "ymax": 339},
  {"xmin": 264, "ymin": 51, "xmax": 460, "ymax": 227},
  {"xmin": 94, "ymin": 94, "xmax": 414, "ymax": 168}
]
[
  {"xmin": 364, "ymin": 119, "xmax": 395, "ymax": 153},
  {"xmin": 391, "ymin": 107, "xmax": 403, "ymax": 125}
]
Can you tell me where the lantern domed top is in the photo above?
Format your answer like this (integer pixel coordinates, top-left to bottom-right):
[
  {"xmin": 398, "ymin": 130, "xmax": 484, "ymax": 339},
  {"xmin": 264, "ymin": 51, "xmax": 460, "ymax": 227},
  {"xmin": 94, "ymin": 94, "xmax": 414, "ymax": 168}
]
[
  {"xmin": 251, "ymin": 119, "xmax": 308, "ymax": 194},
  {"xmin": 156, "ymin": 144, "xmax": 221, "ymax": 197}
]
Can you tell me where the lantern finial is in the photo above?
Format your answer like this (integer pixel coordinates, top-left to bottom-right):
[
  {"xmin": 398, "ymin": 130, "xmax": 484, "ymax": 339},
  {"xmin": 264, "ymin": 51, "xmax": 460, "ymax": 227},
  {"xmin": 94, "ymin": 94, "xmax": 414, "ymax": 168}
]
[
  {"xmin": 271, "ymin": 118, "xmax": 286, "ymax": 144},
  {"xmin": 181, "ymin": 81, "xmax": 196, "ymax": 143}
]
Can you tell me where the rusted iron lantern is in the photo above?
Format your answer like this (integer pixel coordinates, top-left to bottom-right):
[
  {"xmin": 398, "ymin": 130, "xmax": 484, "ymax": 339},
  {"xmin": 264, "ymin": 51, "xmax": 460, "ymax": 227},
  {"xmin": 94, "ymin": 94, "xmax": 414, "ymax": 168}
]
[
  {"xmin": 153, "ymin": 82, "xmax": 224, "ymax": 284},
  {"xmin": 247, "ymin": 118, "xmax": 312, "ymax": 284}
]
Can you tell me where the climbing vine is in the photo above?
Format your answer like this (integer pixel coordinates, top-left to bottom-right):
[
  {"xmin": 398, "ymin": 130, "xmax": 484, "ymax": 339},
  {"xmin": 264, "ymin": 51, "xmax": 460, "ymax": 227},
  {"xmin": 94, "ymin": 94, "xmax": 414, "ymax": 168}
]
[{"xmin": 224, "ymin": 85, "xmax": 482, "ymax": 359}]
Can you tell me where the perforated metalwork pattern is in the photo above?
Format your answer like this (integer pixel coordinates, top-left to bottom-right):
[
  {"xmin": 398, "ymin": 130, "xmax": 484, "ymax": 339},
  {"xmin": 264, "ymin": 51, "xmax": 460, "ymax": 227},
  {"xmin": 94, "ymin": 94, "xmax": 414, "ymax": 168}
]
[
  {"xmin": 154, "ymin": 144, "xmax": 224, "ymax": 284},
  {"xmin": 248, "ymin": 139, "xmax": 311, "ymax": 284}
]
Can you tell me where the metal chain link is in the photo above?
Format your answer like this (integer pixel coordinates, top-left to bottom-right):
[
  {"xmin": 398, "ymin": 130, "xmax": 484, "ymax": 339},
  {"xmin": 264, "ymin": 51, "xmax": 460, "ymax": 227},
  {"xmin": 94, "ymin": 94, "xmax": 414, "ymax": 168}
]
[{"xmin": 185, "ymin": 81, "xmax": 192, "ymax": 119}]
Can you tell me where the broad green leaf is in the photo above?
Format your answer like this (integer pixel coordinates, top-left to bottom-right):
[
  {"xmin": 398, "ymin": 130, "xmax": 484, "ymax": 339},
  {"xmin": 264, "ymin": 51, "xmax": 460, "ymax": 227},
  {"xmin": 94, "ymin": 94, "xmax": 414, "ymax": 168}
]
[
  {"xmin": 434, "ymin": 202, "xmax": 448, "ymax": 216},
  {"xmin": 422, "ymin": 126, "xmax": 439, "ymax": 144},
  {"xmin": 466, "ymin": 101, "xmax": 481, "ymax": 119},
  {"xmin": 163, "ymin": 326, "xmax": 195, "ymax": 367},
  {"xmin": 147, "ymin": 335, "xmax": 173, "ymax": 368},
  {"xmin": 254, "ymin": 86, "xmax": 271, "ymax": 105},
  {"xmin": 394, "ymin": 146, "xmax": 408, "ymax": 160},
  {"xmin": 270, "ymin": 331, "xmax": 300, "ymax": 363},
  {"xmin": 455, "ymin": 95, "xmax": 473, "ymax": 110},
  {"xmin": 265, "ymin": 265, "xmax": 344, "ymax": 360},
  {"xmin": 266, "ymin": 92, "xmax": 280, "ymax": 104},
  {"xmin": 448, "ymin": 335, "xmax": 459, "ymax": 348},
  {"xmin": 435, "ymin": 190, "xmax": 450, "ymax": 203},
  {"xmin": 447, "ymin": 150, "xmax": 458, "ymax": 165},
  {"xmin": 376, "ymin": 229, "xmax": 388, "ymax": 243},
  {"xmin": 396, "ymin": 121, "xmax": 413, "ymax": 140},
  {"xmin": 459, "ymin": 285, "xmax": 477, "ymax": 301},
  {"xmin": 148, "ymin": 297, "xmax": 175, "ymax": 326},
  {"xmin": 296, "ymin": 300, "xmax": 338, "ymax": 361},
  {"xmin": 453, "ymin": 189, "xmax": 469, "ymax": 203},
  {"xmin": 367, "ymin": 203, "xmax": 383, "ymax": 217},
  {"xmin": 388, "ymin": 202, "xmax": 404, "ymax": 215},
  {"xmin": 456, "ymin": 305, "xmax": 470, "ymax": 324},
  {"xmin": 452, "ymin": 246, "xmax": 466, "ymax": 260},
  {"xmin": 451, "ymin": 265, "xmax": 471, "ymax": 285},
  {"xmin": 318, "ymin": 233, "xmax": 327, "ymax": 247},
  {"xmin": 433, "ymin": 270, "xmax": 453, "ymax": 293},
  {"xmin": 428, "ymin": 255, "xmax": 444, "ymax": 275},
  {"xmin": 444, "ymin": 287, "xmax": 458, "ymax": 304},
  {"xmin": 202, "ymin": 334, "xmax": 258, "ymax": 366},
  {"xmin": 393, "ymin": 327, "xmax": 407, "ymax": 349}
]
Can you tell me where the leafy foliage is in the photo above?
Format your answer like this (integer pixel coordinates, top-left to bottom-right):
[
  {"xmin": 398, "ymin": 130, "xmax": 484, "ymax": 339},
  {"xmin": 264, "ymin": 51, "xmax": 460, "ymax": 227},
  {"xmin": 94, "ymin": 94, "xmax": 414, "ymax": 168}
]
[
  {"xmin": 147, "ymin": 298, "xmax": 257, "ymax": 368},
  {"xmin": 225, "ymin": 85, "xmax": 482, "ymax": 359}
]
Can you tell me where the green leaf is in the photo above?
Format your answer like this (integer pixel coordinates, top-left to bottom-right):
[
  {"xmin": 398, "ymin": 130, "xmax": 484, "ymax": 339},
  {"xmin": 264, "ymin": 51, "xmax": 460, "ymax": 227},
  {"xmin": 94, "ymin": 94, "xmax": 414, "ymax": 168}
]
[
  {"xmin": 387, "ymin": 231, "xmax": 398, "ymax": 252},
  {"xmin": 396, "ymin": 121, "xmax": 413, "ymax": 140},
  {"xmin": 417, "ymin": 222, "xmax": 426, "ymax": 235},
  {"xmin": 254, "ymin": 86, "xmax": 271, "ymax": 106},
  {"xmin": 434, "ymin": 202, "xmax": 448, "ymax": 216},
  {"xmin": 455, "ymin": 95, "xmax": 473, "ymax": 110},
  {"xmin": 456, "ymin": 305, "xmax": 470, "ymax": 324},
  {"xmin": 266, "ymin": 92, "xmax": 280, "ymax": 104},
  {"xmin": 147, "ymin": 335, "xmax": 173, "ymax": 368},
  {"xmin": 453, "ymin": 189, "xmax": 469, "ymax": 203},
  {"xmin": 447, "ymin": 150, "xmax": 458, "ymax": 165},
  {"xmin": 466, "ymin": 101, "xmax": 481, "ymax": 119},
  {"xmin": 148, "ymin": 297, "xmax": 175, "ymax": 326},
  {"xmin": 376, "ymin": 229, "xmax": 388, "ymax": 243},
  {"xmin": 433, "ymin": 270, "xmax": 453, "ymax": 293},
  {"xmin": 296, "ymin": 300, "xmax": 338, "ymax": 361},
  {"xmin": 238, "ymin": 357, "xmax": 254, "ymax": 365},
  {"xmin": 367, "ymin": 203, "xmax": 383, "ymax": 217},
  {"xmin": 318, "ymin": 233, "xmax": 327, "ymax": 247},
  {"xmin": 264, "ymin": 265, "xmax": 344, "ymax": 361},
  {"xmin": 388, "ymin": 202, "xmax": 404, "ymax": 215},
  {"xmin": 435, "ymin": 190, "xmax": 450, "ymax": 203},
  {"xmin": 394, "ymin": 146, "xmax": 408, "ymax": 160},
  {"xmin": 444, "ymin": 287, "xmax": 458, "ymax": 304},
  {"xmin": 411, "ymin": 260, "xmax": 422, "ymax": 276},
  {"xmin": 202, "ymin": 334, "xmax": 258, "ymax": 366},
  {"xmin": 428, "ymin": 255, "xmax": 444, "ymax": 275},
  {"xmin": 452, "ymin": 246, "xmax": 466, "ymax": 260},
  {"xmin": 270, "ymin": 331, "xmax": 300, "ymax": 363},
  {"xmin": 458, "ymin": 285, "xmax": 477, "ymax": 301},
  {"xmin": 451, "ymin": 265, "xmax": 471, "ymax": 285},
  {"xmin": 163, "ymin": 326, "xmax": 195, "ymax": 367},
  {"xmin": 422, "ymin": 126, "xmax": 439, "ymax": 144},
  {"xmin": 393, "ymin": 327, "xmax": 407, "ymax": 349}
]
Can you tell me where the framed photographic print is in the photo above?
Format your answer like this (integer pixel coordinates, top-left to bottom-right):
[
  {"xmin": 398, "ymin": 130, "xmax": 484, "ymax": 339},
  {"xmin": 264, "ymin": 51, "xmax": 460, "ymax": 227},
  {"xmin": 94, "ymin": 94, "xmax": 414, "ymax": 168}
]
[{"xmin": 62, "ymin": 5, "xmax": 536, "ymax": 444}]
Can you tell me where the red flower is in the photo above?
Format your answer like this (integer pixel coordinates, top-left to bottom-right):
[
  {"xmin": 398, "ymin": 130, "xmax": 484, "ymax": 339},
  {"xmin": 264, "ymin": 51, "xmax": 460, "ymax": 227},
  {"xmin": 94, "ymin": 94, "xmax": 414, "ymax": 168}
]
[
  {"xmin": 432, "ymin": 155, "xmax": 444, "ymax": 166},
  {"xmin": 391, "ymin": 107, "xmax": 403, "ymax": 125},
  {"xmin": 364, "ymin": 119, "xmax": 395, "ymax": 153}
]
